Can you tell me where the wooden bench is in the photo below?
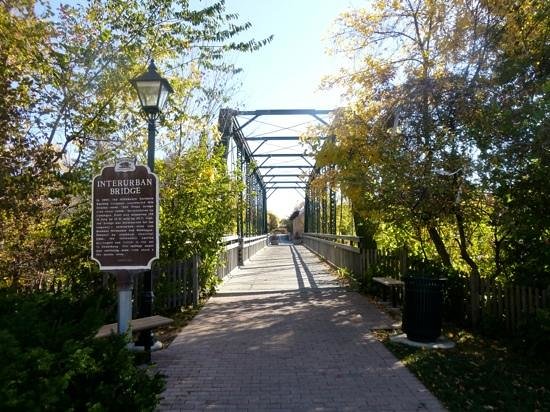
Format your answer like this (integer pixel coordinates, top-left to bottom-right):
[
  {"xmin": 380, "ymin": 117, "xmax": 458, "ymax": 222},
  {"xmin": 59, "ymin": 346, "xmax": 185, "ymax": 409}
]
[
  {"xmin": 372, "ymin": 277, "xmax": 404, "ymax": 307},
  {"xmin": 95, "ymin": 315, "xmax": 173, "ymax": 339}
]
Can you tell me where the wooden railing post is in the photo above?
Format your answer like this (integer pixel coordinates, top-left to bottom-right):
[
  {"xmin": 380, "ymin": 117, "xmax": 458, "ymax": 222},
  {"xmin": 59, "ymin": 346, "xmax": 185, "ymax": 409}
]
[
  {"xmin": 358, "ymin": 237, "xmax": 366, "ymax": 282},
  {"xmin": 192, "ymin": 254, "xmax": 199, "ymax": 308}
]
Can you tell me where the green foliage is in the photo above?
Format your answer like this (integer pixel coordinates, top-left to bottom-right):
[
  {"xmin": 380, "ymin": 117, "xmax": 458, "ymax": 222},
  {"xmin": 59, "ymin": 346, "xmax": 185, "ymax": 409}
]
[
  {"xmin": 156, "ymin": 143, "xmax": 240, "ymax": 297},
  {"xmin": 407, "ymin": 258, "xmax": 451, "ymax": 280},
  {"xmin": 0, "ymin": 290, "xmax": 164, "ymax": 411},
  {"xmin": 469, "ymin": 0, "xmax": 550, "ymax": 288},
  {"xmin": 335, "ymin": 197, "xmax": 354, "ymax": 236},
  {"xmin": 496, "ymin": 155, "xmax": 550, "ymax": 287},
  {"xmin": 267, "ymin": 212, "xmax": 279, "ymax": 232},
  {"xmin": 514, "ymin": 308, "xmax": 550, "ymax": 361}
]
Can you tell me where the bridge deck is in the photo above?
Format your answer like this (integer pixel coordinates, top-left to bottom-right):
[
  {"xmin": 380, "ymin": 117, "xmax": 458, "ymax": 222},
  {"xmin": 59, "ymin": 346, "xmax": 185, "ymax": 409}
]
[{"xmin": 154, "ymin": 243, "xmax": 445, "ymax": 411}]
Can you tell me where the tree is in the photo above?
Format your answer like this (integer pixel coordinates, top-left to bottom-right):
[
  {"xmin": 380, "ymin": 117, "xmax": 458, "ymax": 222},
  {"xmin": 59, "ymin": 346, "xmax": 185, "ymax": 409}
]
[
  {"xmin": 267, "ymin": 212, "xmax": 279, "ymax": 232},
  {"xmin": 313, "ymin": 1, "xmax": 492, "ymax": 269},
  {"xmin": 312, "ymin": 0, "xmax": 549, "ymax": 287},
  {"xmin": 336, "ymin": 195, "xmax": 354, "ymax": 236},
  {"xmin": 0, "ymin": 1, "xmax": 59, "ymax": 288},
  {"xmin": 469, "ymin": 0, "xmax": 550, "ymax": 286}
]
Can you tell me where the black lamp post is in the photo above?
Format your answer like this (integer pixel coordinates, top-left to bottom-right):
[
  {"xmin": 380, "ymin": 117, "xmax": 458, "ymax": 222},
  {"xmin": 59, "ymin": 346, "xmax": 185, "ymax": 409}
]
[
  {"xmin": 131, "ymin": 60, "xmax": 173, "ymax": 172},
  {"xmin": 131, "ymin": 60, "xmax": 173, "ymax": 349}
]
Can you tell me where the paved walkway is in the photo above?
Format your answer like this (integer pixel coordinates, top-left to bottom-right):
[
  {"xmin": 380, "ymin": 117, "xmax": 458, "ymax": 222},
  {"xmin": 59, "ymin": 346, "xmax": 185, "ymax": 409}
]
[{"xmin": 154, "ymin": 244, "xmax": 445, "ymax": 411}]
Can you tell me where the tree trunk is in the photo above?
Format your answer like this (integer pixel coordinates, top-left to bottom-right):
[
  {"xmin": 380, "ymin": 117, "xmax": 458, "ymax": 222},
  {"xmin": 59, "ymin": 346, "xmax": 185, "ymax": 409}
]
[
  {"xmin": 455, "ymin": 210, "xmax": 481, "ymax": 327},
  {"xmin": 455, "ymin": 211, "xmax": 480, "ymax": 277},
  {"xmin": 427, "ymin": 225, "xmax": 453, "ymax": 268}
]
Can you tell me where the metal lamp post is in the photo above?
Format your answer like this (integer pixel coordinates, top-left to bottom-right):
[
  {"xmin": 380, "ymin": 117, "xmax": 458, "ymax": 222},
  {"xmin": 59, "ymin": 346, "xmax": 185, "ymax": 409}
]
[
  {"xmin": 132, "ymin": 60, "xmax": 173, "ymax": 172},
  {"xmin": 131, "ymin": 60, "xmax": 173, "ymax": 348}
]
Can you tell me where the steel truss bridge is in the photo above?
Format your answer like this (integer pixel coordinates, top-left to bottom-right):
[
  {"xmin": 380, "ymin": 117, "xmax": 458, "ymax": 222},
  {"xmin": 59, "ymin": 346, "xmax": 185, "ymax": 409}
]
[{"xmin": 218, "ymin": 108, "xmax": 339, "ymax": 242}]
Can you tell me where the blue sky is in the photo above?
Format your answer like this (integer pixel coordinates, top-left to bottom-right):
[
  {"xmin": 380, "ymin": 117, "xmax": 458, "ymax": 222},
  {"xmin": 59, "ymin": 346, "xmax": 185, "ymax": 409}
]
[
  {"xmin": 221, "ymin": 0, "xmax": 359, "ymax": 219},
  {"xmin": 226, "ymin": 0, "xmax": 356, "ymax": 110}
]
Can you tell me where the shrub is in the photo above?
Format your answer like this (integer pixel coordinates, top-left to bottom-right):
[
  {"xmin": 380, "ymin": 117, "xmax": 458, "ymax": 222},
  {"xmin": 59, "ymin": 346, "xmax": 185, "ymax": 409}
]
[
  {"xmin": 515, "ymin": 308, "xmax": 550, "ymax": 361},
  {"xmin": 0, "ymin": 290, "xmax": 165, "ymax": 411}
]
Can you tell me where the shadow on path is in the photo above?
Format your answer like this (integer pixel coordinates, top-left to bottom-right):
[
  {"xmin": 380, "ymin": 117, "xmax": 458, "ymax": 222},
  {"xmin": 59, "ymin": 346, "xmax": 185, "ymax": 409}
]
[{"xmin": 154, "ymin": 245, "xmax": 445, "ymax": 411}]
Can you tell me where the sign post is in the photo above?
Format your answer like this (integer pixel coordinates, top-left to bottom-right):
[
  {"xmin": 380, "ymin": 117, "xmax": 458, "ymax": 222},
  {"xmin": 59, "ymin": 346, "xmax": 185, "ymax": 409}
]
[{"xmin": 92, "ymin": 159, "xmax": 159, "ymax": 335}]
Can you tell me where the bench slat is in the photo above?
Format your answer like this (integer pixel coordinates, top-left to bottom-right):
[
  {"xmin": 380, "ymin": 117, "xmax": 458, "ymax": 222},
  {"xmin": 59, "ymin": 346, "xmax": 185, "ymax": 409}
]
[
  {"xmin": 95, "ymin": 315, "xmax": 173, "ymax": 338},
  {"xmin": 372, "ymin": 277, "xmax": 403, "ymax": 308},
  {"xmin": 372, "ymin": 276, "xmax": 403, "ymax": 286}
]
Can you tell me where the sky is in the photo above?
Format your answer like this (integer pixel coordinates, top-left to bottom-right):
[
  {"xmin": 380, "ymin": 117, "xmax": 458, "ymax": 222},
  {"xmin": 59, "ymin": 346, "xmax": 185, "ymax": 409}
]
[{"xmin": 219, "ymin": 0, "xmax": 360, "ymax": 220}]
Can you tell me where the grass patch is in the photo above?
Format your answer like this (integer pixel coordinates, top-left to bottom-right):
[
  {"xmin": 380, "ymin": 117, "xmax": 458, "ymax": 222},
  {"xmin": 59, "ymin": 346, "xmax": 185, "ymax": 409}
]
[{"xmin": 378, "ymin": 329, "xmax": 550, "ymax": 411}]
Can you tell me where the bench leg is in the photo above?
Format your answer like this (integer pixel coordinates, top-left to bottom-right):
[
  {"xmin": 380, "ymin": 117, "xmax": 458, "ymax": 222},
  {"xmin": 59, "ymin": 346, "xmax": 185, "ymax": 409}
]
[
  {"xmin": 381, "ymin": 285, "xmax": 388, "ymax": 302},
  {"xmin": 144, "ymin": 336, "xmax": 152, "ymax": 363},
  {"xmin": 391, "ymin": 286, "xmax": 397, "ymax": 307}
]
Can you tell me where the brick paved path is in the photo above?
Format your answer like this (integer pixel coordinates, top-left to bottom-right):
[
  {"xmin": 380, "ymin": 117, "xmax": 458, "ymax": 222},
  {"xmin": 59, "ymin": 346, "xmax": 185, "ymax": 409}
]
[{"xmin": 154, "ymin": 244, "xmax": 445, "ymax": 411}]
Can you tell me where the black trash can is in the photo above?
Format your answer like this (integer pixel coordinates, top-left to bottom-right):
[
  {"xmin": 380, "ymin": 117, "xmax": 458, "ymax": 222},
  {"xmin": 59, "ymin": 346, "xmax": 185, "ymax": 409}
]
[{"xmin": 402, "ymin": 277, "xmax": 445, "ymax": 342}]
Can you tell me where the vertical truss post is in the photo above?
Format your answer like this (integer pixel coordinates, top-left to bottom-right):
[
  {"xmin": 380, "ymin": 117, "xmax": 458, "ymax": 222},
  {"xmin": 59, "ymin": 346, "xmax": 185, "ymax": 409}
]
[
  {"xmin": 249, "ymin": 167, "xmax": 253, "ymax": 235},
  {"xmin": 217, "ymin": 108, "xmax": 235, "ymax": 156},
  {"xmin": 259, "ymin": 182, "xmax": 262, "ymax": 234},
  {"xmin": 312, "ymin": 195, "xmax": 315, "ymax": 233},
  {"xmin": 320, "ymin": 186, "xmax": 324, "ymax": 234},
  {"xmin": 254, "ymin": 176, "xmax": 259, "ymax": 235},
  {"xmin": 245, "ymin": 159, "xmax": 252, "ymax": 237},
  {"xmin": 310, "ymin": 191, "xmax": 315, "ymax": 233},
  {"xmin": 248, "ymin": 171, "xmax": 253, "ymax": 236},
  {"xmin": 329, "ymin": 185, "xmax": 337, "ymax": 235},
  {"xmin": 237, "ymin": 149, "xmax": 244, "ymax": 238},
  {"xmin": 237, "ymin": 142, "xmax": 244, "ymax": 266},
  {"xmin": 321, "ymin": 181, "xmax": 328, "ymax": 234},
  {"xmin": 315, "ymin": 190, "xmax": 320, "ymax": 233},
  {"xmin": 304, "ymin": 187, "xmax": 310, "ymax": 233},
  {"xmin": 258, "ymin": 177, "xmax": 263, "ymax": 234},
  {"xmin": 328, "ymin": 137, "xmax": 337, "ymax": 235},
  {"xmin": 262, "ymin": 187, "xmax": 267, "ymax": 234},
  {"xmin": 253, "ymin": 178, "xmax": 257, "ymax": 235}
]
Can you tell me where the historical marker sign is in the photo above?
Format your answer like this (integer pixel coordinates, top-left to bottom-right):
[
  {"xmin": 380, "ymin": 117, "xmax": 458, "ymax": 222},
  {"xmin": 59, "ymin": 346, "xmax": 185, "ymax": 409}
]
[{"xmin": 92, "ymin": 159, "xmax": 159, "ymax": 270}]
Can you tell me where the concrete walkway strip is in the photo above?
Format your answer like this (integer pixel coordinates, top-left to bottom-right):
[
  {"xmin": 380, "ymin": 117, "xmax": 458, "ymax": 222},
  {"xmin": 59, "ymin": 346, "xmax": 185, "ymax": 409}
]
[{"xmin": 154, "ymin": 244, "xmax": 446, "ymax": 411}]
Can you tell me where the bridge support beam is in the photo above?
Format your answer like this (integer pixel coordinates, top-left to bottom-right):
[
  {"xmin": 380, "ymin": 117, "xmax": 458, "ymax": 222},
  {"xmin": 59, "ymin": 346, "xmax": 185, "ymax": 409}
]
[
  {"xmin": 218, "ymin": 108, "xmax": 268, "ymax": 253},
  {"xmin": 304, "ymin": 167, "xmax": 337, "ymax": 236}
]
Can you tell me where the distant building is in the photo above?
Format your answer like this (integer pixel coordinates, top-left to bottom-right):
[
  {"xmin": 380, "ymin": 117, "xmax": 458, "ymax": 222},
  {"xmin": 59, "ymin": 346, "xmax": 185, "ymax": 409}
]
[{"xmin": 289, "ymin": 208, "xmax": 304, "ymax": 241}]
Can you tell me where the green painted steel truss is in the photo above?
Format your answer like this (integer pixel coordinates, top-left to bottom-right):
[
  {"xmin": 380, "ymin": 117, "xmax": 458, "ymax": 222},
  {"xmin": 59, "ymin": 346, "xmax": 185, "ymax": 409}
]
[{"xmin": 218, "ymin": 108, "xmax": 337, "ymax": 237}]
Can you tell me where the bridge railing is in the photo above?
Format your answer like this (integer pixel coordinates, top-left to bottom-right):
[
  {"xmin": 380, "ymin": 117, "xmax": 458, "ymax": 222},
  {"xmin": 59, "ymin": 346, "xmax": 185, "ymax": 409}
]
[
  {"xmin": 303, "ymin": 233, "xmax": 364, "ymax": 276},
  {"xmin": 135, "ymin": 256, "xmax": 200, "ymax": 313},
  {"xmin": 241, "ymin": 234, "xmax": 268, "ymax": 263},
  {"xmin": 217, "ymin": 235, "xmax": 240, "ymax": 280},
  {"xmin": 216, "ymin": 234, "xmax": 268, "ymax": 279},
  {"xmin": 302, "ymin": 233, "xmax": 407, "ymax": 280}
]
